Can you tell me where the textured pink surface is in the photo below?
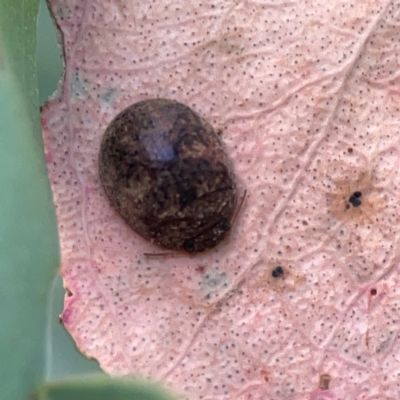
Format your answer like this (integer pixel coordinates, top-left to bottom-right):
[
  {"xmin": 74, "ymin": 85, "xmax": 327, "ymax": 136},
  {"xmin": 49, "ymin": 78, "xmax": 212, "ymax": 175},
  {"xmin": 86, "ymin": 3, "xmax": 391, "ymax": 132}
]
[{"xmin": 42, "ymin": 1, "xmax": 400, "ymax": 399}]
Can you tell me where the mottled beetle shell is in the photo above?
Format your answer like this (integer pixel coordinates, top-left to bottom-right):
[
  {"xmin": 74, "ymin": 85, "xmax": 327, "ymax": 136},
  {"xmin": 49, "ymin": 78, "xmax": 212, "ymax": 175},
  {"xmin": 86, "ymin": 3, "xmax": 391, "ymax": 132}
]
[{"xmin": 99, "ymin": 98, "xmax": 237, "ymax": 253}]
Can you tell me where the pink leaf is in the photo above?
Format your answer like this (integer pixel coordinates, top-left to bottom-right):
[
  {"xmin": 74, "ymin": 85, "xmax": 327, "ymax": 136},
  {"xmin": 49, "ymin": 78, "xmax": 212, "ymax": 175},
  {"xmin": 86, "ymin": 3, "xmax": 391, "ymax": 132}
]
[{"xmin": 42, "ymin": 1, "xmax": 400, "ymax": 399}]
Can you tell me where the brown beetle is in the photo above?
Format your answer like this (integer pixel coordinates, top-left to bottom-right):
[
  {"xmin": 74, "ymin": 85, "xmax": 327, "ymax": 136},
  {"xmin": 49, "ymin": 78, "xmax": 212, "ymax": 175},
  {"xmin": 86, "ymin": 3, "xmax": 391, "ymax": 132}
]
[{"xmin": 99, "ymin": 98, "xmax": 237, "ymax": 253}]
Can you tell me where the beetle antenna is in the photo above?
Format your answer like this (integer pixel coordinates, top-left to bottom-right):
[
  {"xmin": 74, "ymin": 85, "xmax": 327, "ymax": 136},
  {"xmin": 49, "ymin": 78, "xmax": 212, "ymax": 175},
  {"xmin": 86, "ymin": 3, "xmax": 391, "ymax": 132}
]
[
  {"xmin": 143, "ymin": 252, "xmax": 178, "ymax": 258},
  {"xmin": 231, "ymin": 189, "xmax": 247, "ymax": 226}
]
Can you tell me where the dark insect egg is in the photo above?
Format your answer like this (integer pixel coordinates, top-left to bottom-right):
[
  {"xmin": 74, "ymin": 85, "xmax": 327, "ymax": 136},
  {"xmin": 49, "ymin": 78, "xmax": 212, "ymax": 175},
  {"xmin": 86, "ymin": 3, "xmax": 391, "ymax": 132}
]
[
  {"xmin": 348, "ymin": 191, "xmax": 362, "ymax": 207},
  {"xmin": 271, "ymin": 266, "xmax": 284, "ymax": 278},
  {"xmin": 99, "ymin": 98, "xmax": 237, "ymax": 253}
]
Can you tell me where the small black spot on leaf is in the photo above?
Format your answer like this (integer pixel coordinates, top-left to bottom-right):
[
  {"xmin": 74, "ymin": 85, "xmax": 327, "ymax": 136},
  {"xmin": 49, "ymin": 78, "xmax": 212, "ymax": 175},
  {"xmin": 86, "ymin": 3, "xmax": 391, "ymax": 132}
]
[
  {"xmin": 272, "ymin": 266, "xmax": 284, "ymax": 278},
  {"xmin": 348, "ymin": 191, "xmax": 362, "ymax": 207}
]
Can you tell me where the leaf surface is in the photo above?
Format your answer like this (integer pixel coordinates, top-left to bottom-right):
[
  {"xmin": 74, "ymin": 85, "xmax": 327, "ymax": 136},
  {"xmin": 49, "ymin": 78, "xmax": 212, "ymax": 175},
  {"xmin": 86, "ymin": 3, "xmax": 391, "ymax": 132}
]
[{"xmin": 42, "ymin": 1, "xmax": 400, "ymax": 398}]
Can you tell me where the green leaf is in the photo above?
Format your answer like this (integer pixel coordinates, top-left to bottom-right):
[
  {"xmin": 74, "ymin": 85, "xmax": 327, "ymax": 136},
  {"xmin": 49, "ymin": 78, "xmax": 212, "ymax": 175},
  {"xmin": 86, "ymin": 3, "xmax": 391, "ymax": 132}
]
[
  {"xmin": 34, "ymin": 374, "xmax": 178, "ymax": 400},
  {"xmin": 45, "ymin": 276, "xmax": 102, "ymax": 380},
  {"xmin": 0, "ymin": 0, "xmax": 59, "ymax": 399},
  {"xmin": 37, "ymin": 0, "xmax": 63, "ymax": 106}
]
